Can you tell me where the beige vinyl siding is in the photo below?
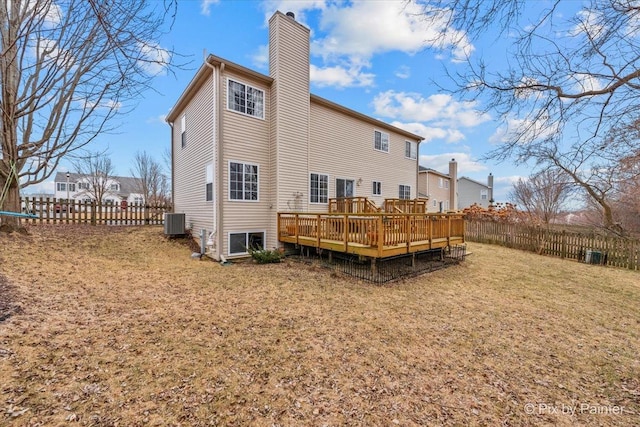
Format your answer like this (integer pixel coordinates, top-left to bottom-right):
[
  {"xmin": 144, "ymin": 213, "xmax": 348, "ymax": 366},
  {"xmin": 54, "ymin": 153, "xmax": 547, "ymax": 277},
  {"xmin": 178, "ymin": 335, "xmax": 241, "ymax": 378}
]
[
  {"xmin": 419, "ymin": 171, "xmax": 452, "ymax": 212},
  {"xmin": 172, "ymin": 72, "xmax": 215, "ymax": 236},
  {"xmin": 309, "ymin": 101, "xmax": 418, "ymax": 210},
  {"xmin": 221, "ymin": 70, "xmax": 272, "ymax": 258},
  {"xmin": 270, "ymin": 12, "xmax": 310, "ymax": 218}
]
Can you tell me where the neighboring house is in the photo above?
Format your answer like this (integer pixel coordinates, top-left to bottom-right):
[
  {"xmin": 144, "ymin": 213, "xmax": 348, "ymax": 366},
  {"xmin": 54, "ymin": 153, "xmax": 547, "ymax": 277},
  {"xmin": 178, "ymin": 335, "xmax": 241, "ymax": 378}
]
[
  {"xmin": 53, "ymin": 172, "xmax": 145, "ymax": 205},
  {"xmin": 418, "ymin": 159, "xmax": 458, "ymax": 212},
  {"xmin": 166, "ymin": 11, "xmax": 423, "ymax": 260},
  {"xmin": 458, "ymin": 174, "xmax": 494, "ymax": 209}
]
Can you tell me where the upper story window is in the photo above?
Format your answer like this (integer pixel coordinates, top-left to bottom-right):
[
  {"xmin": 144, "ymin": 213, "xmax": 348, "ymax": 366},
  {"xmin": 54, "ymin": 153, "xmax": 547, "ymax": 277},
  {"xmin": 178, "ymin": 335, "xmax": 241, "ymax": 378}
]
[
  {"xmin": 481, "ymin": 189, "xmax": 488, "ymax": 200},
  {"xmin": 56, "ymin": 182, "xmax": 76, "ymax": 192},
  {"xmin": 78, "ymin": 182, "xmax": 90, "ymax": 190},
  {"xmin": 444, "ymin": 180, "xmax": 449, "ymax": 189},
  {"xmin": 399, "ymin": 185, "xmax": 411, "ymax": 200},
  {"xmin": 438, "ymin": 178, "xmax": 444, "ymax": 188},
  {"xmin": 405, "ymin": 141, "xmax": 417, "ymax": 159},
  {"xmin": 181, "ymin": 114, "xmax": 186, "ymax": 148},
  {"xmin": 374, "ymin": 130, "xmax": 389, "ymax": 153},
  {"xmin": 229, "ymin": 161, "xmax": 259, "ymax": 201},
  {"xmin": 228, "ymin": 79, "xmax": 264, "ymax": 119},
  {"xmin": 110, "ymin": 183, "xmax": 120, "ymax": 192}
]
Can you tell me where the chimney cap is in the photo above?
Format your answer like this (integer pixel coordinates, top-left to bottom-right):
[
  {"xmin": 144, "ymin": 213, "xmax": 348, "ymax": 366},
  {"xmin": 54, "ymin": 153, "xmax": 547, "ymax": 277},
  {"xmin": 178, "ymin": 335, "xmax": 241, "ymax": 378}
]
[
  {"xmin": 286, "ymin": 11, "xmax": 295, "ymax": 19},
  {"xmin": 451, "ymin": 158, "xmax": 456, "ymax": 162}
]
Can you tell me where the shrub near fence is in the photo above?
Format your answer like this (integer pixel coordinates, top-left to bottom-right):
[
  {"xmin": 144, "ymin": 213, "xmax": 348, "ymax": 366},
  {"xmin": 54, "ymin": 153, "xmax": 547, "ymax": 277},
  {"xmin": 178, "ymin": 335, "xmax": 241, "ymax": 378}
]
[
  {"xmin": 465, "ymin": 220, "xmax": 640, "ymax": 270},
  {"xmin": 19, "ymin": 197, "xmax": 170, "ymax": 226}
]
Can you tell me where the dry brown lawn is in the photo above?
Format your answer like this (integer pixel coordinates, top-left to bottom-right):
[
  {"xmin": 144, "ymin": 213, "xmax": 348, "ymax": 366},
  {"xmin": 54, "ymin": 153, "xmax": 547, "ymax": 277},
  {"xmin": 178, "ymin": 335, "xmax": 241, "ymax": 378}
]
[{"xmin": 0, "ymin": 225, "xmax": 638, "ymax": 426}]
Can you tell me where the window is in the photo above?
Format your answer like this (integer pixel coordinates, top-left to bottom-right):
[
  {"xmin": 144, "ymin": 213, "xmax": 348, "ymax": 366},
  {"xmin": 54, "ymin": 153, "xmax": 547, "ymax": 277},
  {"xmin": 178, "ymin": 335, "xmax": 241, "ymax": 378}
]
[
  {"xmin": 336, "ymin": 178, "xmax": 355, "ymax": 198},
  {"xmin": 444, "ymin": 200, "xmax": 450, "ymax": 210},
  {"xmin": 68, "ymin": 183, "xmax": 76, "ymax": 192},
  {"xmin": 399, "ymin": 185, "xmax": 411, "ymax": 200},
  {"xmin": 181, "ymin": 114, "xmax": 186, "ymax": 148},
  {"xmin": 78, "ymin": 182, "xmax": 90, "ymax": 190},
  {"xmin": 481, "ymin": 189, "xmax": 488, "ymax": 200},
  {"xmin": 444, "ymin": 180, "xmax": 449, "ymax": 189},
  {"xmin": 438, "ymin": 178, "xmax": 444, "ymax": 188},
  {"xmin": 57, "ymin": 182, "xmax": 66, "ymax": 192},
  {"xmin": 405, "ymin": 141, "xmax": 417, "ymax": 159},
  {"xmin": 372, "ymin": 181, "xmax": 382, "ymax": 196},
  {"xmin": 110, "ymin": 183, "xmax": 119, "ymax": 191},
  {"xmin": 374, "ymin": 130, "xmax": 389, "ymax": 153},
  {"xmin": 310, "ymin": 173, "xmax": 328, "ymax": 204},
  {"xmin": 229, "ymin": 161, "xmax": 259, "ymax": 201},
  {"xmin": 229, "ymin": 231, "xmax": 264, "ymax": 255},
  {"xmin": 134, "ymin": 197, "xmax": 144, "ymax": 204},
  {"xmin": 432, "ymin": 199, "xmax": 437, "ymax": 208},
  {"xmin": 228, "ymin": 80, "xmax": 264, "ymax": 119},
  {"xmin": 206, "ymin": 163, "xmax": 214, "ymax": 202}
]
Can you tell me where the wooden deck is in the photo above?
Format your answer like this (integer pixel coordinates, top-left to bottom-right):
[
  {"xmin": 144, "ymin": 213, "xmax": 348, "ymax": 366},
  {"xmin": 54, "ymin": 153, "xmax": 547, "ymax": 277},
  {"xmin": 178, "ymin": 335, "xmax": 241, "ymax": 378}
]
[{"xmin": 278, "ymin": 212, "xmax": 465, "ymax": 259}]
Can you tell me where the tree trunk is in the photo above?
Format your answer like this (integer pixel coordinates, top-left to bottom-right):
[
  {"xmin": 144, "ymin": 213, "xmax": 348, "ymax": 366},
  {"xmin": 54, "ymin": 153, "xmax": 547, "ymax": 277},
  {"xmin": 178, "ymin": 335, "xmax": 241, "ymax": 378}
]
[{"xmin": 0, "ymin": 176, "xmax": 21, "ymax": 230}]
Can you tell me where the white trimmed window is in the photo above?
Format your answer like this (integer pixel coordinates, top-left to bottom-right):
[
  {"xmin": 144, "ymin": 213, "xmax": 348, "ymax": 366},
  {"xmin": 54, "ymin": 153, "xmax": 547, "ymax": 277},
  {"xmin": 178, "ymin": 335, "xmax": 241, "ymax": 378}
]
[
  {"xmin": 181, "ymin": 114, "xmax": 186, "ymax": 148},
  {"xmin": 481, "ymin": 189, "xmax": 488, "ymax": 200},
  {"xmin": 405, "ymin": 141, "xmax": 417, "ymax": 159},
  {"xmin": 229, "ymin": 161, "xmax": 259, "ymax": 201},
  {"xmin": 134, "ymin": 197, "xmax": 144, "ymax": 204},
  {"xmin": 438, "ymin": 178, "xmax": 444, "ymax": 188},
  {"xmin": 372, "ymin": 181, "xmax": 382, "ymax": 196},
  {"xmin": 78, "ymin": 182, "xmax": 90, "ymax": 190},
  {"xmin": 444, "ymin": 200, "xmax": 450, "ymax": 210},
  {"xmin": 444, "ymin": 179, "xmax": 449, "ymax": 189},
  {"xmin": 432, "ymin": 199, "xmax": 437, "ymax": 208},
  {"xmin": 229, "ymin": 231, "xmax": 265, "ymax": 255},
  {"xmin": 399, "ymin": 185, "xmax": 411, "ymax": 200},
  {"xmin": 374, "ymin": 130, "xmax": 389, "ymax": 153},
  {"xmin": 110, "ymin": 183, "xmax": 119, "ymax": 191},
  {"xmin": 228, "ymin": 79, "xmax": 264, "ymax": 119},
  {"xmin": 206, "ymin": 163, "xmax": 214, "ymax": 202},
  {"xmin": 310, "ymin": 173, "xmax": 328, "ymax": 204}
]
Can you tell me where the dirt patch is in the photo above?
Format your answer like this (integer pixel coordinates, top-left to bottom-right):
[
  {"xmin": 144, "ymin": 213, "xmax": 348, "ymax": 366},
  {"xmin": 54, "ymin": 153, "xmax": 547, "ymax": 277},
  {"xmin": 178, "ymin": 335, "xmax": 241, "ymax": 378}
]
[{"xmin": 0, "ymin": 275, "xmax": 22, "ymax": 322}]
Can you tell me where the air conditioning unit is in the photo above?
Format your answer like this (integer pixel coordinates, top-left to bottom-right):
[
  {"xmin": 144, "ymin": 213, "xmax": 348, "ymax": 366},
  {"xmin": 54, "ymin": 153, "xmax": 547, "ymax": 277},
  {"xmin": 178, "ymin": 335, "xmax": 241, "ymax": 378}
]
[
  {"xmin": 164, "ymin": 213, "xmax": 186, "ymax": 236},
  {"xmin": 585, "ymin": 249, "xmax": 603, "ymax": 265}
]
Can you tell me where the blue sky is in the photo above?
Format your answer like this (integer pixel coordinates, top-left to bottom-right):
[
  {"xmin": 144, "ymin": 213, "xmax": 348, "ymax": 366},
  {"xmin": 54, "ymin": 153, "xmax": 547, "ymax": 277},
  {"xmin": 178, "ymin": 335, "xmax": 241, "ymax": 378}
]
[{"xmin": 27, "ymin": 0, "xmax": 548, "ymax": 201}]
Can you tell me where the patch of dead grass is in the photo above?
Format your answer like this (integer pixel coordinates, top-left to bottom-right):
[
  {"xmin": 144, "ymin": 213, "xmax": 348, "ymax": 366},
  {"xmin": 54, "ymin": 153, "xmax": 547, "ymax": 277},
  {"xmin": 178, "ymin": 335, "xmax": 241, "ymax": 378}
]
[{"xmin": 0, "ymin": 225, "xmax": 638, "ymax": 426}]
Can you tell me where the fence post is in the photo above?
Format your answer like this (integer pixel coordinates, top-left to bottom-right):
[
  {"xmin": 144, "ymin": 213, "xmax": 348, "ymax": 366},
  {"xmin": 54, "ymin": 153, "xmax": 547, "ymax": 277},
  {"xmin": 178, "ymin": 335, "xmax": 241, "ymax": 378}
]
[{"xmin": 561, "ymin": 230, "xmax": 566, "ymax": 259}]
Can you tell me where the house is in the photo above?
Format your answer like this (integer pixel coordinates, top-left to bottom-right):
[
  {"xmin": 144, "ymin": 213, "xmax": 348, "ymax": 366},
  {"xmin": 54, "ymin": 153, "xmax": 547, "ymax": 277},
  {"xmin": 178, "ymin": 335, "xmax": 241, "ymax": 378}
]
[
  {"xmin": 418, "ymin": 159, "xmax": 458, "ymax": 212},
  {"xmin": 166, "ymin": 11, "xmax": 427, "ymax": 260},
  {"xmin": 458, "ymin": 174, "xmax": 494, "ymax": 209},
  {"xmin": 53, "ymin": 172, "xmax": 145, "ymax": 205}
]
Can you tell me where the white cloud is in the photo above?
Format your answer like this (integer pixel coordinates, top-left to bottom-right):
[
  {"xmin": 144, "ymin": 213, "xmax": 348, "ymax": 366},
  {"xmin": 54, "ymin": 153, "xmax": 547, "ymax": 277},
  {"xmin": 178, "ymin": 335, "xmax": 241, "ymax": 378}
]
[
  {"xmin": 420, "ymin": 152, "xmax": 487, "ymax": 175},
  {"xmin": 200, "ymin": 0, "xmax": 219, "ymax": 16},
  {"xmin": 23, "ymin": 180, "xmax": 55, "ymax": 195},
  {"xmin": 389, "ymin": 121, "xmax": 465, "ymax": 143},
  {"xmin": 251, "ymin": 44, "xmax": 269, "ymax": 70},
  {"xmin": 261, "ymin": 0, "xmax": 328, "ymax": 25},
  {"xmin": 572, "ymin": 73, "xmax": 603, "ymax": 93},
  {"xmin": 373, "ymin": 90, "xmax": 491, "ymax": 128},
  {"xmin": 312, "ymin": 1, "xmax": 473, "ymax": 63},
  {"xmin": 570, "ymin": 9, "xmax": 604, "ymax": 39},
  {"xmin": 495, "ymin": 175, "xmax": 525, "ymax": 185},
  {"xmin": 310, "ymin": 63, "xmax": 374, "ymax": 88},
  {"xmin": 138, "ymin": 41, "xmax": 171, "ymax": 76},
  {"xmin": 395, "ymin": 65, "xmax": 411, "ymax": 79}
]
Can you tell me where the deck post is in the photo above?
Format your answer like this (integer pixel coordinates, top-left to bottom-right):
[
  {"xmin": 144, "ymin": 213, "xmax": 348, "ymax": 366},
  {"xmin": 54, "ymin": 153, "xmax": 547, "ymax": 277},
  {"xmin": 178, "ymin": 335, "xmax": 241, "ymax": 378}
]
[
  {"xmin": 405, "ymin": 214, "xmax": 411, "ymax": 253},
  {"xmin": 377, "ymin": 214, "xmax": 384, "ymax": 258},
  {"xmin": 343, "ymin": 214, "xmax": 348, "ymax": 253},
  {"xmin": 428, "ymin": 215, "xmax": 433, "ymax": 249},
  {"xmin": 447, "ymin": 215, "xmax": 451, "ymax": 247},
  {"xmin": 295, "ymin": 214, "xmax": 300, "ymax": 246},
  {"xmin": 316, "ymin": 214, "xmax": 321, "ymax": 248}
]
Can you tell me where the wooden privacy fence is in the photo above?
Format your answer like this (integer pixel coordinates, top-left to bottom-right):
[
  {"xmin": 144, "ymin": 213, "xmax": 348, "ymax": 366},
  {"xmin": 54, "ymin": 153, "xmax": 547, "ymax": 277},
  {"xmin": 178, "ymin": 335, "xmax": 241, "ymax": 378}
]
[
  {"xmin": 465, "ymin": 220, "xmax": 640, "ymax": 270},
  {"xmin": 16, "ymin": 197, "xmax": 170, "ymax": 226}
]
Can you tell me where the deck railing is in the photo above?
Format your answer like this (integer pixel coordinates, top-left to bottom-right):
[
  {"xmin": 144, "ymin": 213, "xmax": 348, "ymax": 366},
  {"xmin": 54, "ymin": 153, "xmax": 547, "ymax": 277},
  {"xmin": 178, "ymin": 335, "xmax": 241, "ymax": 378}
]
[
  {"xmin": 383, "ymin": 198, "xmax": 427, "ymax": 214},
  {"xmin": 278, "ymin": 212, "xmax": 464, "ymax": 258},
  {"xmin": 329, "ymin": 197, "xmax": 380, "ymax": 213}
]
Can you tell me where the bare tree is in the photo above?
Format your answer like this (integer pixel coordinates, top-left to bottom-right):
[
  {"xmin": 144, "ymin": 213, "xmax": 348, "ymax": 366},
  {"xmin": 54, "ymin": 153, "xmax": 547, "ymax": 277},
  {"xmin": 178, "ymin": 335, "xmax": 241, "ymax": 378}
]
[
  {"xmin": 0, "ymin": 0, "xmax": 176, "ymax": 229},
  {"xmin": 72, "ymin": 152, "xmax": 115, "ymax": 204},
  {"xmin": 417, "ymin": 0, "xmax": 640, "ymax": 234},
  {"xmin": 509, "ymin": 169, "xmax": 573, "ymax": 227},
  {"xmin": 131, "ymin": 150, "xmax": 169, "ymax": 206}
]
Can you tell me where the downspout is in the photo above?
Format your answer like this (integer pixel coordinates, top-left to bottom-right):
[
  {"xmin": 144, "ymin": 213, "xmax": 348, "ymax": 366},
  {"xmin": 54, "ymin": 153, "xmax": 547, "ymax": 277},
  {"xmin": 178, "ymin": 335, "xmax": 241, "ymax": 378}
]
[
  {"xmin": 204, "ymin": 54, "xmax": 224, "ymax": 260},
  {"xmin": 168, "ymin": 122, "xmax": 175, "ymax": 211}
]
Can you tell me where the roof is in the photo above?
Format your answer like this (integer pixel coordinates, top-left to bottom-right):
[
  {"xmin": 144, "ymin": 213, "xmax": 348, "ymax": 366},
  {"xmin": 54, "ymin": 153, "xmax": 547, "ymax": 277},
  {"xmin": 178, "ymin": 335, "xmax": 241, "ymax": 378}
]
[
  {"xmin": 54, "ymin": 172, "xmax": 143, "ymax": 196},
  {"xmin": 418, "ymin": 166, "xmax": 450, "ymax": 179},
  {"xmin": 458, "ymin": 176, "xmax": 491, "ymax": 188},
  {"xmin": 166, "ymin": 55, "xmax": 424, "ymax": 142}
]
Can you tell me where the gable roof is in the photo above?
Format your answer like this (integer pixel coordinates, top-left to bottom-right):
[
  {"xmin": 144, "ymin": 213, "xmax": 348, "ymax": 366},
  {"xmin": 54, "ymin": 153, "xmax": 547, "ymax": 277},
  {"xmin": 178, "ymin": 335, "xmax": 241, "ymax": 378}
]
[
  {"xmin": 418, "ymin": 166, "xmax": 450, "ymax": 179},
  {"xmin": 458, "ymin": 176, "xmax": 491, "ymax": 188},
  {"xmin": 166, "ymin": 54, "xmax": 424, "ymax": 142}
]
